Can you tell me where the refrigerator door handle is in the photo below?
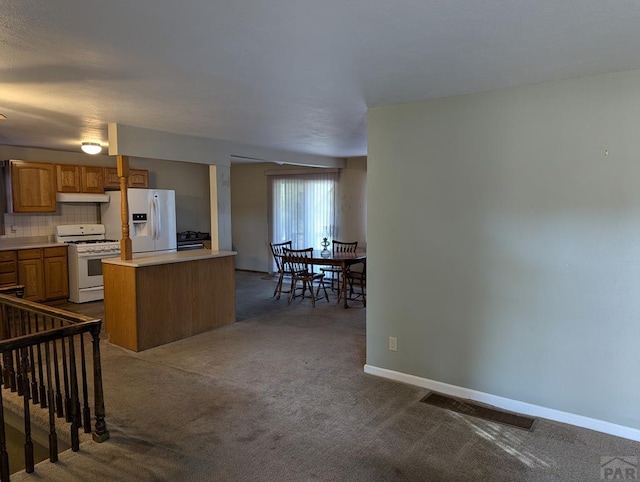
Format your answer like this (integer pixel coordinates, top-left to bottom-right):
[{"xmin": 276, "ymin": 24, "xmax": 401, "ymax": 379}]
[
  {"xmin": 154, "ymin": 196, "xmax": 162, "ymax": 239},
  {"xmin": 149, "ymin": 197, "xmax": 156, "ymax": 240}
]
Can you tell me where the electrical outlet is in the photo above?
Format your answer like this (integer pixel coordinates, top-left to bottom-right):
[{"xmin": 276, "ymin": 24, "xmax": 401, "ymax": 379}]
[{"xmin": 388, "ymin": 336, "xmax": 397, "ymax": 352}]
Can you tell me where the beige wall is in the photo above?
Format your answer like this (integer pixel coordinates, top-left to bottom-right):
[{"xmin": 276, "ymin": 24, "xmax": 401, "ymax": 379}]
[
  {"xmin": 230, "ymin": 164, "xmax": 270, "ymax": 271},
  {"xmin": 338, "ymin": 157, "xmax": 367, "ymax": 248},
  {"xmin": 230, "ymin": 159, "xmax": 367, "ymax": 272},
  {"xmin": 0, "ymin": 147, "xmax": 211, "ymax": 234},
  {"xmin": 367, "ymin": 68, "xmax": 640, "ymax": 433}
]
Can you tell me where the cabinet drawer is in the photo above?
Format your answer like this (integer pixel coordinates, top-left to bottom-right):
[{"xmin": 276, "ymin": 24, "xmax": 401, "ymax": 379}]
[
  {"xmin": 0, "ymin": 272, "xmax": 18, "ymax": 285},
  {"xmin": 44, "ymin": 246, "xmax": 67, "ymax": 258},
  {"xmin": 0, "ymin": 261, "xmax": 16, "ymax": 274},
  {"xmin": 0, "ymin": 251, "xmax": 16, "ymax": 262},
  {"xmin": 18, "ymin": 249, "xmax": 42, "ymax": 260}
]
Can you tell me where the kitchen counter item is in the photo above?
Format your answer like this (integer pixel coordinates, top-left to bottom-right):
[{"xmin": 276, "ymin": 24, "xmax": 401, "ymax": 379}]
[{"xmin": 103, "ymin": 250, "xmax": 236, "ymax": 351}]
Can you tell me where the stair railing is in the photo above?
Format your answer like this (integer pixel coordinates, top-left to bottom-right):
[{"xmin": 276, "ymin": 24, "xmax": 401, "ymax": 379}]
[{"xmin": 0, "ymin": 287, "xmax": 109, "ymax": 480}]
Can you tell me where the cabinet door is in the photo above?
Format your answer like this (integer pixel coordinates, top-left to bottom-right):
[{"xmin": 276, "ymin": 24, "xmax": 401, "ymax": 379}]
[
  {"xmin": 128, "ymin": 169, "xmax": 149, "ymax": 188},
  {"xmin": 103, "ymin": 167, "xmax": 121, "ymax": 189},
  {"xmin": 18, "ymin": 258, "xmax": 45, "ymax": 302},
  {"xmin": 81, "ymin": 166, "xmax": 104, "ymax": 193},
  {"xmin": 11, "ymin": 161, "xmax": 57, "ymax": 212},
  {"xmin": 56, "ymin": 164, "xmax": 81, "ymax": 193},
  {"xmin": 44, "ymin": 255, "xmax": 69, "ymax": 300},
  {"xmin": 104, "ymin": 167, "xmax": 149, "ymax": 189}
]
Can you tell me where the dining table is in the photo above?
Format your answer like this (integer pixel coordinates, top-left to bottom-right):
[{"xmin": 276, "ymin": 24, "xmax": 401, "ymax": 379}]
[{"xmin": 306, "ymin": 250, "xmax": 366, "ymax": 308}]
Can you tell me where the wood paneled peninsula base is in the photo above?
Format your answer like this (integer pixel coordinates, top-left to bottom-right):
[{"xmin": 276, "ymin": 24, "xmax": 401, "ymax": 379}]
[{"xmin": 102, "ymin": 250, "xmax": 236, "ymax": 352}]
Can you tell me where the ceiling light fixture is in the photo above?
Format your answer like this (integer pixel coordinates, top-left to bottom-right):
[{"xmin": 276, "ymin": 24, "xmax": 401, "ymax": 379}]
[
  {"xmin": 0, "ymin": 114, "xmax": 6, "ymax": 120},
  {"xmin": 81, "ymin": 142, "xmax": 102, "ymax": 155}
]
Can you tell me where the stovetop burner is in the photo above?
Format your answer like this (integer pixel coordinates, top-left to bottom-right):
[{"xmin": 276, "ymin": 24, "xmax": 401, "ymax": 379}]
[{"xmin": 65, "ymin": 239, "xmax": 118, "ymax": 245}]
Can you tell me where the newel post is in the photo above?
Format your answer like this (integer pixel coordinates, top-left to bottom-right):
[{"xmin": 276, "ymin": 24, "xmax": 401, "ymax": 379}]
[{"xmin": 117, "ymin": 155, "xmax": 133, "ymax": 260}]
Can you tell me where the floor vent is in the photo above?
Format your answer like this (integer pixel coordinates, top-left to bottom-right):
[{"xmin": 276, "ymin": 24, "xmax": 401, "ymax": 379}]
[{"xmin": 420, "ymin": 392, "xmax": 536, "ymax": 431}]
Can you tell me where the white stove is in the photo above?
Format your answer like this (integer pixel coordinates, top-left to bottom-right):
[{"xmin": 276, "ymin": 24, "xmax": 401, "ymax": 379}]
[{"xmin": 55, "ymin": 224, "xmax": 121, "ymax": 303}]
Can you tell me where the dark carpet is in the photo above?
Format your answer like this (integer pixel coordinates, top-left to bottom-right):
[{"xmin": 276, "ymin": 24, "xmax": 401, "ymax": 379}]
[{"xmin": 11, "ymin": 271, "xmax": 640, "ymax": 481}]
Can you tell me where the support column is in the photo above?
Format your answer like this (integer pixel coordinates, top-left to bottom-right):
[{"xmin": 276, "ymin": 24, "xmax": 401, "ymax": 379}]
[
  {"xmin": 117, "ymin": 155, "xmax": 132, "ymax": 260},
  {"xmin": 209, "ymin": 165, "xmax": 232, "ymax": 251}
]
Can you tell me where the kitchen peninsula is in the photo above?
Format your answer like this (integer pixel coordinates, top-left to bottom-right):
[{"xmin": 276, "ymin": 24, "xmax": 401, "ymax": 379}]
[{"xmin": 102, "ymin": 249, "xmax": 236, "ymax": 352}]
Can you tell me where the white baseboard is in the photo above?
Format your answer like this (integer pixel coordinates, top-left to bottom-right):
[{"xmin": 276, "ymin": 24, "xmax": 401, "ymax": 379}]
[{"xmin": 364, "ymin": 364, "xmax": 640, "ymax": 442}]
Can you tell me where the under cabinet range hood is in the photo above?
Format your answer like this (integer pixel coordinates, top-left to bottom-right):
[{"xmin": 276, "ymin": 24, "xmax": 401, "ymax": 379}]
[{"xmin": 55, "ymin": 192, "xmax": 110, "ymax": 203}]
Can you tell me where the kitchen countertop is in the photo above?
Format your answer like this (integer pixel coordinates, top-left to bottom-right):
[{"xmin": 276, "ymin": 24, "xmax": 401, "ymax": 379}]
[
  {"xmin": 0, "ymin": 236, "xmax": 67, "ymax": 251},
  {"xmin": 101, "ymin": 249, "xmax": 237, "ymax": 268}
]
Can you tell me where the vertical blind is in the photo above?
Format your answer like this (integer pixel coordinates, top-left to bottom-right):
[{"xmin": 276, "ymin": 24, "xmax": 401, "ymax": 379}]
[{"xmin": 269, "ymin": 170, "xmax": 338, "ymax": 259}]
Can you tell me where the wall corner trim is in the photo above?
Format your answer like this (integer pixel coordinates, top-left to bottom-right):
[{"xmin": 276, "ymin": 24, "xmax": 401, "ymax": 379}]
[{"xmin": 363, "ymin": 364, "xmax": 640, "ymax": 442}]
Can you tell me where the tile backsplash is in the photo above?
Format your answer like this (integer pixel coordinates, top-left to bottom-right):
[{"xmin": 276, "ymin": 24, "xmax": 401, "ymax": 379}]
[{"xmin": 2, "ymin": 203, "xmax": 100, "ymax": 239}]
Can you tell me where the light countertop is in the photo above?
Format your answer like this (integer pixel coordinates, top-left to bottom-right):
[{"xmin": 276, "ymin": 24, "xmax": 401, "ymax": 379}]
[
  {"xmin": 101, "ymin": 249, "xmax": 237, "ymax": 267},
  {"xmin": 0, "ymin": 236, "xmax": 67, "ymax": 251}
]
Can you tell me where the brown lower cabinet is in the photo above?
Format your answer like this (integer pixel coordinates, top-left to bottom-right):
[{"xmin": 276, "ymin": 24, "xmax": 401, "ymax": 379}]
[
  {"xmin": 43, "ymin": 249, "xmax": 69, "ymax": 300},
  {"xmin": 2, "ymin": 246, "xmax": 69, "ymax": 303},
  {"xmin": 18, "ymin": 249, "xmax": 44, "ymax": 301},
  {"xmin": 0, "ymin": 251, "xmax": 18, "ymax": 287}
]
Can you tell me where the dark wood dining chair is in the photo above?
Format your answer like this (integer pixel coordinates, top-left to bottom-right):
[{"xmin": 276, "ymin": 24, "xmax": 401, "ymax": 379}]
[
  {"xmin": 320, "ymin": 240, "xmax": 358, "ymax": 291},
  {"xmin": 270, "ymin": 241, "xmax": 292, "ymax": 299},
  {"xmin": 283, "ymin": 247, "xmax": 329, "ymax": 307},
  {"xmin": 340, "ymin": 261, "xmax": 366, "ymax": 307}
]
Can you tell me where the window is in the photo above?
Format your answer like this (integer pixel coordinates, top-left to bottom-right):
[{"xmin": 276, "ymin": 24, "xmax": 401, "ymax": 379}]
[{"xmin": 268, "ymin": 170, "xmax": 338, "ymax": 268}]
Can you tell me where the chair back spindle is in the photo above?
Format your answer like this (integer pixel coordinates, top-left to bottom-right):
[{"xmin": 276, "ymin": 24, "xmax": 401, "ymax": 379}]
[{"xmin": 333, "ymin": 240, "xmax": 358, "ymax": 254}]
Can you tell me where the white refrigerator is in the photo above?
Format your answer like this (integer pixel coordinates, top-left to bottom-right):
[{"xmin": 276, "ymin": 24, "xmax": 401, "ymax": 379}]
[{"xmin": 100, "ymin": 189, "xmax": 177, "ymax": 255}]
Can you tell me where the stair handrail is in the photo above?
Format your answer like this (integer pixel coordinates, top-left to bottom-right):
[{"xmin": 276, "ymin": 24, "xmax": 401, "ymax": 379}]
[{"xmin": 0, "ymin": 289, "xmax": 109, "ymax": 480}]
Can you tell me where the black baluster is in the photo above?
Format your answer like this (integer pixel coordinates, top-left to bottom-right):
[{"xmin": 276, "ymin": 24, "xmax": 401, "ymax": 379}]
[
  {"xmin": 0, "ymin": 305, "xmax": 12, "ymax": 393},
  {"xmin": 80, "ymin": 334, "xmax": 91, "ymax": 433},
  {"xmin": 44, "ymin": 340, "xmax": 58, "ymax": 463},
  {"xmin": 34, "ymin": 314, "xmax": 47, "ymax": 408},
  {"xmin": 0, "ymin": 382, "xmax": 10, "ymax": 481},
  {"xmin": 60, "ymin": 324, "xmax": 71, "ymax": 422},
  {"xmin": 68, "ymin": 335, "xmax": 79, "ymax": 452},
  {"xmin": 90, "ymin": 325, "xmax": 109, "ymax": 442},
  {"xmin": 27, "ymin": 312, "xmax": 39, "ymax": 405},
  {"xmin": 15, "ymin": 309, "xmax": 24, "ymax": 397},
  {"xmin": 52, "ymin": 334, "xmax": 64, "ymax": 418},
  {"xmin": 21, "ymin": 346, "xmax": 34, "ymax": 473}
]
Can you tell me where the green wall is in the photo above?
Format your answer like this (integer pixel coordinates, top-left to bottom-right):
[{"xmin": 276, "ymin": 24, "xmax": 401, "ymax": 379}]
[{"xmin": 367, "ymin": 69, "xmax": 640, "ymax": 430}]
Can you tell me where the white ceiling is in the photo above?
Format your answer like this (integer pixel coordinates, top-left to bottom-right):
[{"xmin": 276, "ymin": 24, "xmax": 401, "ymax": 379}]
[{"xmin": 3, "ymin": 1, "xmax": 640, "ymax": 160}]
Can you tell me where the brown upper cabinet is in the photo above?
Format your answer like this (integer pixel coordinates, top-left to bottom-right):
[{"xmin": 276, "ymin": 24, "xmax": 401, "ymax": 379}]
[
  {"xmin": 81, "ymin": 166, "xmax": 105, "ymax": 193},
  {"xmin": 103, "ymin": 167, "xmax": 149, "ymax": 189},
  {"xmin": 9, "ymin": 160, "xmax": 57, "ymax": 213},
  {"xmin": 56, "ymin": 164, "xmax": 104, "ymax": 193},
  {"xmin": 55, "ymin": 164, "xmax": 80, "ymax": 192}
]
